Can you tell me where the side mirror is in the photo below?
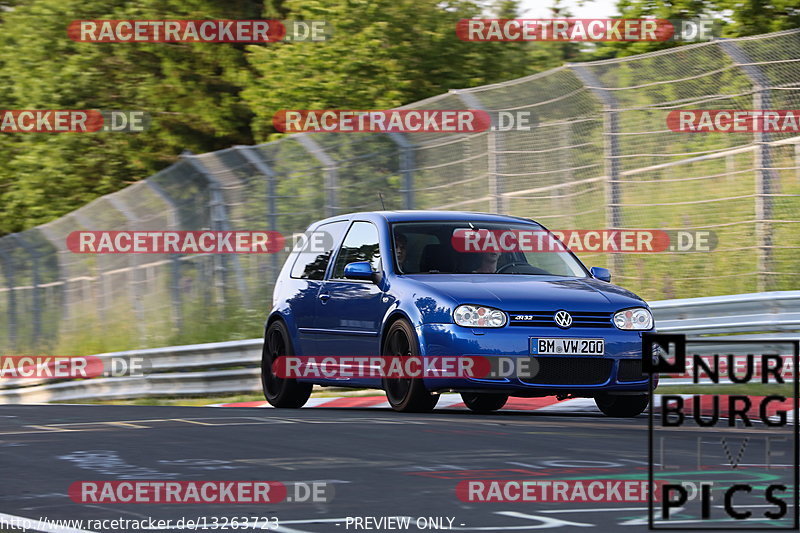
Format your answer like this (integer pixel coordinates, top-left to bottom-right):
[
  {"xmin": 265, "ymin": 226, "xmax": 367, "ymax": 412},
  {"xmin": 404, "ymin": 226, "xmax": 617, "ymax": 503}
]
[
  {"xmin": 344, "ymin": 261, "xmax": 376, "ymax": 281},
  {"xmin": 590, "ymin": 266, "xmax": 611, "ymax": 282}
]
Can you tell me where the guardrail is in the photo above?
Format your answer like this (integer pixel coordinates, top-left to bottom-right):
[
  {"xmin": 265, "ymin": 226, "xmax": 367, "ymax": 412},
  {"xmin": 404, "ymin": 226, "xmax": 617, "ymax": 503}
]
[
  {"xmin": 650, "ymin": 291, "xmax": 800, "ymax": 334},
  {"xmin": 0, "ymin": 339, "xmax": 263, "ymax": 403},
  {"xmin": 1, "ymin": 291, "xmax": 797, "ymax": 403}
]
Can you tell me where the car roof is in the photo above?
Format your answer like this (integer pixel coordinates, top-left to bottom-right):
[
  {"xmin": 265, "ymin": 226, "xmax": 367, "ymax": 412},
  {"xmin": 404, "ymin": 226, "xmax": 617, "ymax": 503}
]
[{"xmin": 313, "ymin": 210, "xmax": 539, "ymax": 225}]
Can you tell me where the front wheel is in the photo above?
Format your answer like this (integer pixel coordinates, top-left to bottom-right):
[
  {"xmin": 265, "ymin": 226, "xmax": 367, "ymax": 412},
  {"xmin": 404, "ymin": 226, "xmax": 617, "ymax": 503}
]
[
  {"xmin": 261, "ymin": 320, "xmax": 312, "ymax": 408},
  {"xmin": 595, "ymin": 393, "xmax": 648, "ymax": 417},
  {"xmin": 461, "ymin": 393, "xmax": 508, "ymax": 412},
  {"xmin": 382, "ymin": 320, "xmax": 439, "ymax": 413}
]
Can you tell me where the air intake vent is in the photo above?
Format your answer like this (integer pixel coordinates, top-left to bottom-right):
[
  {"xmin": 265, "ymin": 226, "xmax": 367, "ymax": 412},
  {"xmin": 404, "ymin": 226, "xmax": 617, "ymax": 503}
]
[
  {"xmin": 507, "ymin": 311, "xmax": 612, "ymax": 328},
  {"xmin": 520, "ymin": 357, "xmax": 613, "ymax": 385},
  {"xmin": 618, "ymin": 359, "xmax": 646, "ymax": 382}
]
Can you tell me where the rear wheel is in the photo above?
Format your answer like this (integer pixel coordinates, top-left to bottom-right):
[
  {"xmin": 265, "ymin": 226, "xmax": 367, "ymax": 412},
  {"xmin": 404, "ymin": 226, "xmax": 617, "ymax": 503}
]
[
  {"xmin": 382, "ymin": 320, "xmax": 439, "ymax": 413},
  {"xmin": 595, "ymin": 393, "xmax": 648, "ymax": 417},
  {"xmin": 261, "ymin": 320, "xmax": 312, "ymax": 408},
  {"xmin": 461, "ymin": 393, "xmax": 508, "ymax": 413}
]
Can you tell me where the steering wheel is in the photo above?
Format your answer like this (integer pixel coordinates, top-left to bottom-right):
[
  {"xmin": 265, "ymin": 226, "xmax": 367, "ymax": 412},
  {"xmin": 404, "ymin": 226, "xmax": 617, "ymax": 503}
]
[{"xmin": 496, "ymin": 261, "xmax": 530, "ymax": 274}]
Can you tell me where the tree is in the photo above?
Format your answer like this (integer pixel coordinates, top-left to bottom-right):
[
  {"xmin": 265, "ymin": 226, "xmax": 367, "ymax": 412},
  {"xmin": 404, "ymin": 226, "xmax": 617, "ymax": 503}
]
[
  {"xmin": 0, "ymin": 0, "xmax": 267, "ymax": 234},
  {"xmin": 243, "ymin": 0, "xmax": 539, "ymax": 141},
  {"xmin": 590, "ymin": 0, "xmax": 800, "ymax": 58}
]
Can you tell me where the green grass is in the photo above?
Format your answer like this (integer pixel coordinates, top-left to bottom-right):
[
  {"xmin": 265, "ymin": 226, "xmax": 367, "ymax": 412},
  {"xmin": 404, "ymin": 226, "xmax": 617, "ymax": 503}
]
[{"xmin": 657, "ymin": 382, "xmax": 795, "ymax": 397}]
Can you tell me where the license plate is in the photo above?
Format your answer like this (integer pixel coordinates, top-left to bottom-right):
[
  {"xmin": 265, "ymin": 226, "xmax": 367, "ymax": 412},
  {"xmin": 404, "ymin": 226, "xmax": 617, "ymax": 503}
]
[{"xmin": 530, "ymin": 338, "xmax": 605, "ymax": 355}]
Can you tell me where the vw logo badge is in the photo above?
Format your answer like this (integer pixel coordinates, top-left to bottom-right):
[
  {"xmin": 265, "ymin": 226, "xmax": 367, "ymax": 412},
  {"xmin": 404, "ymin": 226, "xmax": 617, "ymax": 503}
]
[{"xmin": 554, "ymin": 310, "xmax": 573, "ymax": 329}]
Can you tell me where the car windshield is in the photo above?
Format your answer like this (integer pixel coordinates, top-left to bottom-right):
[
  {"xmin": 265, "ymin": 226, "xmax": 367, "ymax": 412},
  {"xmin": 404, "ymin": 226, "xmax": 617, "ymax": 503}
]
[{"xmin": 391, "ymin": 221, "xmax": 588, "ymax": 277}]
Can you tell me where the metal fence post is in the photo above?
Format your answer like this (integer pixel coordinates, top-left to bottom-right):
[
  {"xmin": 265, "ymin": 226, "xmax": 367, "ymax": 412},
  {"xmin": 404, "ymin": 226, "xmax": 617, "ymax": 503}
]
[
  {"xmin": 183, "ymin": 152, "xmax": 249, "ymax": 308},
  {"xmin": 387, "ymin": 133, "xmax": 415, "ymax": 209},
  {"xmin": 559, "ymin": 122, "xmax": 574, "ymax": 227},
  {"xmin": 9, "ymin": 234, "xmax": 42, "ymax": 347},
  {"xmin": 107, "ymin": 193, "xmax": 148, "ymax": 345},
  {"xmin": 795, "ymin": 141, "xmax": 800, "ymax": 184},
  {"xmin": 452, "ymin": 90, "xmax": 506, "ymax": 214},
  {"xmin": 145, "ymin": 180, "xmax": 183, "ymax": 333},
  {"xmin": 296, "ymin": 134, "xmax": 338, "ymax": 217},
  {"xmin": 234, "ymin": 145, "xmax": 281, "ymax": 283},
  {"xmin": 0, "ymin": 238, "xmax": 18, "ymax": 351},
  {"xmin": 719, "ymin": 40, "xmax": 775, "ymax": 292},
  {"xmin": 37, "ymin": 223, "xmax": 70, "ymax": 344},
  {"xmin": 568, "ymin": 64, "xmax": 622, "ymax": 275},
  {"xmin": 72, "ymin": 211, "xmax": 105, "ymax": 319}
]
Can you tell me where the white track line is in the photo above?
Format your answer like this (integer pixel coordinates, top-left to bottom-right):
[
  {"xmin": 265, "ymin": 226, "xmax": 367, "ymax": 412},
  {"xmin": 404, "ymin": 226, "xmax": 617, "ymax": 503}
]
[
  {"xmin": 536, "ymin": 397, "xmax": 599, "ymax": 413},
  {"xmin": 435, "ymin": 393, "xmax": 465, "ymax": 408}
]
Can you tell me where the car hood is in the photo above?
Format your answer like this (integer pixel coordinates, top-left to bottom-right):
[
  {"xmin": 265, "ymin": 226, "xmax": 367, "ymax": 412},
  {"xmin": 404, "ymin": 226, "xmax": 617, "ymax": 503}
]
[{"xmin": 404, "ymin": 274, "xmax": 646, "ymax": 312}]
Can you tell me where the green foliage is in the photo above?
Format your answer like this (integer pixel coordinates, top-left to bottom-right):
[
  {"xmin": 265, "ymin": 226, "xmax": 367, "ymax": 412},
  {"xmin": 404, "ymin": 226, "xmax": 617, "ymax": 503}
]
[
  {"xmin": 2, "ymin": 0, "xmax": 800, "ymax": 234},
  {"xmin": 0, "ymin": 0, "xmax": 579, "ymax": 234},
  {"xmin": 242, "ymin": 0, "xmax": 540, "ymax": 141},
  {"xmin": 0, "ymin": 0, "xmax": 266, "ymax": 234},
  {"xmin": 591, "ymin": 0, "xmax": 800, "ymax": 58}
]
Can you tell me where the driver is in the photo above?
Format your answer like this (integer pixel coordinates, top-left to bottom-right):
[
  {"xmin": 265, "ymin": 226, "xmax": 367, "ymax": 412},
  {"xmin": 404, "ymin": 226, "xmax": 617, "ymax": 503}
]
[
  {"xmin": 394, "ymin": 233, "xmax": 410, "ymax": 272},
  {"xmin": 474, "ymin": 251, "xmax": 500, "ymax": 273}
]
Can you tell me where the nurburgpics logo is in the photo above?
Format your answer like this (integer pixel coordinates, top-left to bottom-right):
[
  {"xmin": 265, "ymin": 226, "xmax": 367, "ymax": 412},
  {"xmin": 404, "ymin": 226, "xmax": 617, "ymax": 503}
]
[{"xmin": 644, "ymin": 334, "xmax": 799, "ymax": 530}]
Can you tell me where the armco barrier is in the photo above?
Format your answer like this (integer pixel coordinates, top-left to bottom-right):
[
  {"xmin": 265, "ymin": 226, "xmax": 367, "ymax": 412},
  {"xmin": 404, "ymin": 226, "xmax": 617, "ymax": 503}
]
[
  {"xmin": 651, "ymin": 291, "xmax": 800, "ymax": 334},
  {"xmin": 0, "ymin": 291, "xmax": 797, "ymax": 403}
]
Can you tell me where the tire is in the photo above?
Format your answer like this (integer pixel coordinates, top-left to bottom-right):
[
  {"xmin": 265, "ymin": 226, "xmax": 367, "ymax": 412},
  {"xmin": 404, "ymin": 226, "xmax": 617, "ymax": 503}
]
[
  {"xmin": 461, "ymin": 393, "xmax": 508, "ymax": 413},
  {"xmin": 595, "ymin": 393, "xmax": 649, "ymax": 418},
  {"xmin": 382, "ymin": 320, "xmax": 439, "ymax": 413},
  {"xmin": 261, "ymin": 320, "xmax": 312, "ymax": 408}
]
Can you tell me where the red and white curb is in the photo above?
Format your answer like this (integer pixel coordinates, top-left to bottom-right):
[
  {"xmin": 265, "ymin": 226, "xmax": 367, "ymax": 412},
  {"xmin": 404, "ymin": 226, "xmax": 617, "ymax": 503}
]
[
  {"xmin": 209, "ymin": 394, "xmax": 796, "ymax": 422},
  {"xmin": 209, "ymin": 394, "xmax": 570, "ymax": 411}
]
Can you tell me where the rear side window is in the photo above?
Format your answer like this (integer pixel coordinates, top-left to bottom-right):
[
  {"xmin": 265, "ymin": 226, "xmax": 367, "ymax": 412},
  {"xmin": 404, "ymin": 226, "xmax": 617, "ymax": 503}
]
[
  {"xmin": 331, "ymin": 221, "xmax": 381, "ymax": 279},
  {"xmin": 290, "ymin": 221, "xmax": 348, "ymax": 280}
]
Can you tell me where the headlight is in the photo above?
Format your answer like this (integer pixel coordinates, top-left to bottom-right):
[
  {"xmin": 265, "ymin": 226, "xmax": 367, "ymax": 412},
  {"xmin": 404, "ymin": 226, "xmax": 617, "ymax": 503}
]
[
  {"xmin": 453, "ymin": 305, "xmax": 507, "ymax": 328},
  {"xmin": 613, "ymin": 307, "xmax": 653, "ymax": 330}
]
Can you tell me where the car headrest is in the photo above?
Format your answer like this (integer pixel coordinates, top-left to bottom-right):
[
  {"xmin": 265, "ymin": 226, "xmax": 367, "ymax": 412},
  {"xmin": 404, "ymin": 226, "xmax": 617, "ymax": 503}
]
[
  {"xmin": 455, "ymin": 251, "xmax": 482, "ymax": 273},
  {"xmin": 419, "ymin": 243, "xmax": 455, "ymax": 273}
]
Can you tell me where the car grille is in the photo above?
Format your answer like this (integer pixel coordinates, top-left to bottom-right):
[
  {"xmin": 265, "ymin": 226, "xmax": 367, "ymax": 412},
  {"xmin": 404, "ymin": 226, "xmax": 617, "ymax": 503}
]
[
  {"xmin": 507, "ymin": 311, "xmax": 613, "ymax": 328},
  {"xmin": 618, "ymin": 359, "xmax": 646, "ymax": 382},
  {"xmin": 521, "ymin": 357, "xmax": 613, "ymax": 386}
]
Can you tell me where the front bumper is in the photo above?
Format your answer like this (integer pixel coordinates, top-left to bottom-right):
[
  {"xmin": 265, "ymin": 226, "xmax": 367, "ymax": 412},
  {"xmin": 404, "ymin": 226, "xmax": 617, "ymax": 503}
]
[{"xmin": 417, "ymin": 323, "xmax": 655, "ymax": 395}]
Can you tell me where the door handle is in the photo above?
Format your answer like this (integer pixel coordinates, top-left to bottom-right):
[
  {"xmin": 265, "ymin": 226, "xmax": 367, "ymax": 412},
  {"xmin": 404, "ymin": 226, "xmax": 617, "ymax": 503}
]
[{"xmin": 318, "ymin": 293, "xmax": 331, "ymax": 302}]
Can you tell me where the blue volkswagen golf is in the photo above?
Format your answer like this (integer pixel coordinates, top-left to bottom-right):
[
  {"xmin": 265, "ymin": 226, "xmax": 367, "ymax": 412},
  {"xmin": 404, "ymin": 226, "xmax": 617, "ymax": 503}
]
[{"xmin": 262, "ymin": 211, "xmax": 655, "ymax": 416}]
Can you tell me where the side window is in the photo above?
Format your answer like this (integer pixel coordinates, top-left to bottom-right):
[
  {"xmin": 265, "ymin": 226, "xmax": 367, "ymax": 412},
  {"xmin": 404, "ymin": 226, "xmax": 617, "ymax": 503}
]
[
  {"xmin": 331, "ymin": 221, "xmax": 381, "ymax": 279},
  {"xmin": 290, "ymin": 221, "xmax": 348, "ymax": 280}
]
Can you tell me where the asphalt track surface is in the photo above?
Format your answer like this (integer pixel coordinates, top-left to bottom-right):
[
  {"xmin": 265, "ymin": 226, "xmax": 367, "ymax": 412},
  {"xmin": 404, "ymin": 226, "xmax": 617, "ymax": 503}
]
[{"xmin": 0, "ymin": 403, "xmax": 795, "ymax": 533}]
